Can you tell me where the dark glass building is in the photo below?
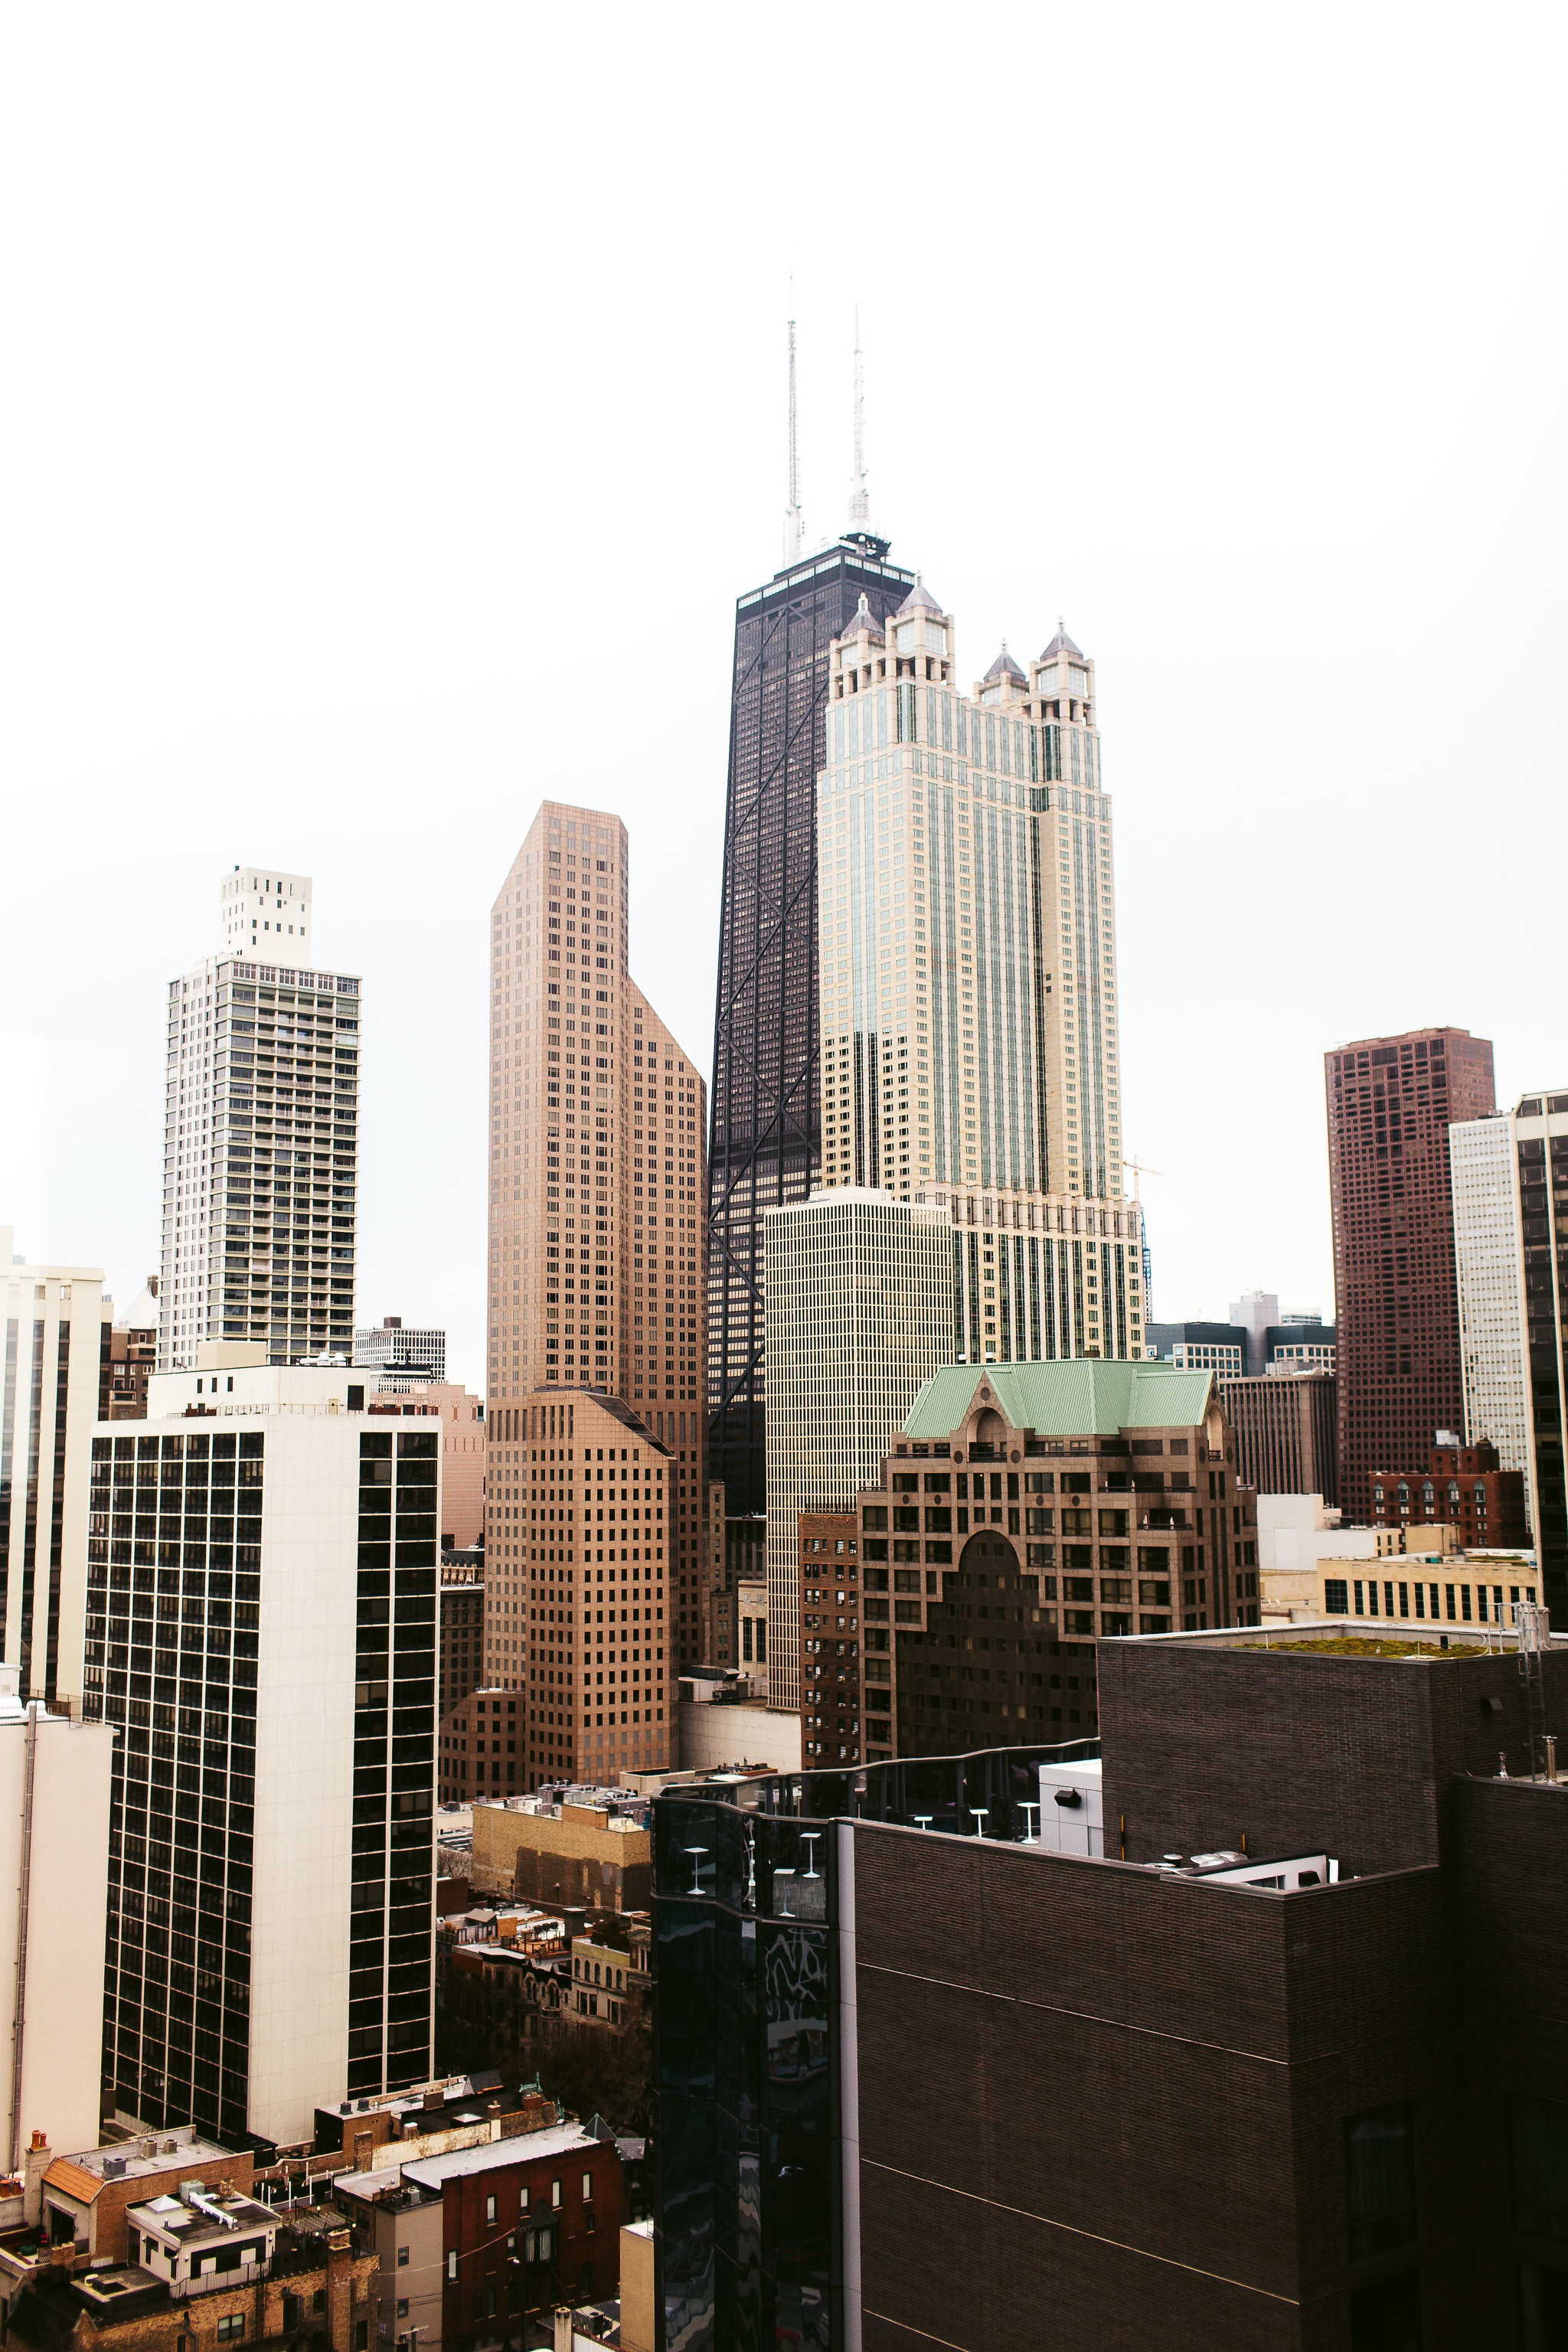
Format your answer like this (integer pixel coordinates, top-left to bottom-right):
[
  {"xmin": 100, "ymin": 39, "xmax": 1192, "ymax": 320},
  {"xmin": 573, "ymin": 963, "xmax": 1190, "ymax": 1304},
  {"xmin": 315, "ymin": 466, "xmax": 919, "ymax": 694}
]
[{"xmin": 706, "ymin": 534, "xmax": 915, "ymax": 1525}]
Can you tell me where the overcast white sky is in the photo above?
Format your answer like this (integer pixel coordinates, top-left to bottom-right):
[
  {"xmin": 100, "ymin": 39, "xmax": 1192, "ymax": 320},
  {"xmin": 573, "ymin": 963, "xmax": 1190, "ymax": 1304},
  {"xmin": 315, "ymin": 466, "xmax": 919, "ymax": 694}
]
[{"xmin": 3, "ymin": 5, "xmax": 1565, "ymax": 1387}]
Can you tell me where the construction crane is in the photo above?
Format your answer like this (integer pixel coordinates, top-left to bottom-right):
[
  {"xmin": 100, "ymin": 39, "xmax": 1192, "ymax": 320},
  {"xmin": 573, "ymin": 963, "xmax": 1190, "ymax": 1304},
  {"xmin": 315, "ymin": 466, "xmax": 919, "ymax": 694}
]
[{"xmin": 1119, "ymin": 1156, "xmax": 1163, "ymax": 1201}]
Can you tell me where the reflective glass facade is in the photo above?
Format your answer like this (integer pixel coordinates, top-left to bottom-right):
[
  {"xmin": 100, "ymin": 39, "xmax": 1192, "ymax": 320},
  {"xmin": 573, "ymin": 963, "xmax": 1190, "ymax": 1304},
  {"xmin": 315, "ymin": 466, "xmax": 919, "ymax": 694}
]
[{"xmin": 652, "ymin": 1742, "xmax": 1090, "ymax": 2348}]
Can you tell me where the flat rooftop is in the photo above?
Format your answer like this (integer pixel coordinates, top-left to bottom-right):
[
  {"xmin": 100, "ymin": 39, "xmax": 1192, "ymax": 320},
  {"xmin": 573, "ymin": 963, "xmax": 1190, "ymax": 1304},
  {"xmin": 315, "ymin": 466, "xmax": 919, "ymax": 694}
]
[
  {"xmin": 1123, "ymin": 1620, "xmax": 1567, "ymax": 1660},
  {"xmin": 47, "ymin": 2133, "xmax": 237, "ymax": 2198},
  {"xmin": 131, "ymin": 2188, "xmax": 273, "ymax": 2242}
]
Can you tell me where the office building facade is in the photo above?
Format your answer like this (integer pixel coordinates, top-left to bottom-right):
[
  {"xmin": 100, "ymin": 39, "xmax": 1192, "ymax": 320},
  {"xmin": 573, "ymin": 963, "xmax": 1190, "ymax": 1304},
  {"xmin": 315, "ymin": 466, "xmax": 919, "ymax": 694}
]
[
  {"xmin": 1451, "ymin": 1109, "xmax": 1532, "ymax": 1517},
  {"xmin": 354, "ymin": 1318, "xmax": 446, "ymax": 1383},
  {"xmin": 654, "ymin": 1625, "xmax": 1568, "ymax": 2352},
  {"xmin": 1146, "ymin": 1321, "xmax": 1245, "ymax": 1379},
  {"xmin": 487, "ymin": 1387, "xmax": 676, "ymax": 1789},
  {"xmin": 1508, "ymin": 1090, "xmax": 1568, "ymax": 1619},
  {"xmin": 763, "ymin": 1192, "xmax": 953, "ymax": 1711},
  {"xmin": 1219, "ymin": 1367, "xmax": 1338, "ymax": 1504},
  {"xmin": 707, "ymin": 534, "xmax": 917, "ymax": 1527},
  {"xmin": 85, "ymin": 1358, "xmax": 437, "ymax": 2148},
  {"xmin": 160, "ymin": 873, "xmax": 360, "ymax": 1373},
  {"xmin": 0, "ymin": 1228, "xmax": 108, "ymax": 1707},
  {"xmin": 485, "ymin": 799, "xmax": 713, "ymax": 1694},
  {"xmin": 820, "ymin": 593, "xmax": 1146, "ymax": 1367},
  {"xmin": 846, "ymin": 1360, "xmax": 1255, "ymax": 1766},
  {"xmin": 1325, "ymin": 1027, "xmax": 1495, "ymax": 1525},
  {"xmin": 819, "ymin": 599, "xmax": 1122, "ymax": 1206}
]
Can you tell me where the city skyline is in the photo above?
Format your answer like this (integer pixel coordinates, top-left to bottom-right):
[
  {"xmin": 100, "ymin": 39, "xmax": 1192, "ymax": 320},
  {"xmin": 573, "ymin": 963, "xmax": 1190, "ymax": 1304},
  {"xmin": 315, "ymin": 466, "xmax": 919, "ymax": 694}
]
[{"xmin": 8, "ymin": 17, "xmax": 1565, "ymax": 1391}]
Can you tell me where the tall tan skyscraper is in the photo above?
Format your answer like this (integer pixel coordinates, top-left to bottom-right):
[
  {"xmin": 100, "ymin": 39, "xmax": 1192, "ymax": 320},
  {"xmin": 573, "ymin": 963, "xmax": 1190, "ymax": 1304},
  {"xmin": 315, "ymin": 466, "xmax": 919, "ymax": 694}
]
[
  {"xmin": 818, "ymin": 587, "xmax": 1145, "ymax": 1364},
  {"xmin": 484, "ymin": 801, "xmax": 712, "ymax": 1788}
]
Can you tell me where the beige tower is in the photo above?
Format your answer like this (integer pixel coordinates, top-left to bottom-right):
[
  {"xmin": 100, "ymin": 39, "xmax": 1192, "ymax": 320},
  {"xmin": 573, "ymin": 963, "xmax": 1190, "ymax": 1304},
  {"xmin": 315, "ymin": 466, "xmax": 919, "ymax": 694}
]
[
  {"xmin": 817, "ymin": 589, "xmax": 1144, "ymax": 1364},
  {"xmin": 484, "ymin": 801, "xmax": 713, "ymax": 1788}
]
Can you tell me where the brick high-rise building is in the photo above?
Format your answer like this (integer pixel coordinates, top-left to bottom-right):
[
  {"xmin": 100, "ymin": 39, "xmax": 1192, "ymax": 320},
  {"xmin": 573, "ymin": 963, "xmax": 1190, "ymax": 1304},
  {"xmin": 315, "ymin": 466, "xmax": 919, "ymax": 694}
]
[
  {"xmin": 1325, "ymin": 1027, "xmax": 1495, "ymax": 1525},
  {"xmin": 1219, "ymin": 1367, "xmax": 1338, "ymax": 1504},
  {"xmin": 484, "ymin": 802, "xmax": 713, "ymax": 1772}
]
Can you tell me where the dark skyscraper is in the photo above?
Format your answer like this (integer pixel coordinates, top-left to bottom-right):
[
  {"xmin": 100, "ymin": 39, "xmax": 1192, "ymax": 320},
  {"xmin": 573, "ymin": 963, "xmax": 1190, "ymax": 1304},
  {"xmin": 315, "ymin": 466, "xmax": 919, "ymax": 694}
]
[
  {"xmin": 1325, "ymin": 1024, "xmax": 1495, "ymax": 1526},
  {"xmin": 706, "ymin": 530, "xmax": 914, "ymax": 1521}
]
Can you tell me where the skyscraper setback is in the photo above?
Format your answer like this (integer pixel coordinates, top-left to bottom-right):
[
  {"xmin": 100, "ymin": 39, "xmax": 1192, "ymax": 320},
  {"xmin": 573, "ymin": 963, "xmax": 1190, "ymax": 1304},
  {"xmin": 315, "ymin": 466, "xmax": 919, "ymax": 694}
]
[
  {"xmin": 707, "ymin": 530, "xmax": 916, "ymax": 1525},
  {"xmin": 1325, "ymin": 1025, "xmax": 1495, "ymax": 1526},
  {"xmin": 484, "ymin": 802, "xmax": 714, "ymax": 1779}
]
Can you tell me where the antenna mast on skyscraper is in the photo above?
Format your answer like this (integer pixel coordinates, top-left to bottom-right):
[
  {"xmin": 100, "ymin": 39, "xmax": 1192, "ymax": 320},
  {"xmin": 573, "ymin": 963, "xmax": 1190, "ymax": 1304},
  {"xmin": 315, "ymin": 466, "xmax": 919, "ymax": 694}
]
[
  {"xmin": 848, "ymin": 307, "xmax": 870, "ymax": 531},
  {"xmin": 784, "ymin": 293, "xmax": 804, "ymax": 562}
]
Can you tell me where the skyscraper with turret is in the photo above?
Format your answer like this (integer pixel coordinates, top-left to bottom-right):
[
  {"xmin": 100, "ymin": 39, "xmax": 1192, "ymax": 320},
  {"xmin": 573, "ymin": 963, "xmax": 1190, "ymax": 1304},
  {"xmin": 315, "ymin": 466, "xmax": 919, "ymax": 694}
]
[{"xmin": 818, "ymin": 580, "xmax": 1145, "ymax": 1364}]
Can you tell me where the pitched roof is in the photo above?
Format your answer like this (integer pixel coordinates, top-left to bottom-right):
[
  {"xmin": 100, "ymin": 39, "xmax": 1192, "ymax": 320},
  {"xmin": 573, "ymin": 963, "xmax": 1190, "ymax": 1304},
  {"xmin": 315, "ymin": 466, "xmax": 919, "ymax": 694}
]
[
  {"xmin": 983, "ymin": 646, "xmax": 1026, "ymax": 684},
  {"xmin": 840, "ymin": 593, "xmax": 884, "ymax": 643},
  {"xmin": 1040, "ymin": 624, "xmax": 1084, "ymax": 661},
  {"xmin": 903, "ymin": 1360, "xmax": 1216, "ymax": 1439},
  {"xmin": 895, "ymin": 577, "xmax": 943, "ymax": 617},
  {"xmin": 41, "ymin": 2159, "xmax": 103, "ymax": 2205}
]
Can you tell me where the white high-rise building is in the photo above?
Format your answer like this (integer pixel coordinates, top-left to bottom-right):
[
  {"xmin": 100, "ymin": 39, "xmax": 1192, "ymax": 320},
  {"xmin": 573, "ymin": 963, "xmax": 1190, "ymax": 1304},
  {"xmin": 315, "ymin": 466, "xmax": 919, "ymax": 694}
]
[
  {"xmin": 0, "ymin": 1661, "xmax": 115, "ymax": 2164},
  {"xmin": 1451, "ymin": 1109, "xmax": 1534, "ymax": 1517},
  {"xmin": 816, "ymin": 586, "xmax": 1145, "ymax": 1361},
  {"xmin": 86, "ymin": 1354, "xmax": 437, "ymax": 2149},
  {"xmin": 220, "ymin": 865, "xmax": 314, "ymax": 956},
  {"xmin": 161, "ymin": 871, "xmax": 360, "ymax": 1372},
  {"xmin": 763, "ymin": 1190, "xmax": 953, "ymax": 1710},
  {"xmin": 0, "ymin": 1228, "xmax": 107, "ymax": 1709}
]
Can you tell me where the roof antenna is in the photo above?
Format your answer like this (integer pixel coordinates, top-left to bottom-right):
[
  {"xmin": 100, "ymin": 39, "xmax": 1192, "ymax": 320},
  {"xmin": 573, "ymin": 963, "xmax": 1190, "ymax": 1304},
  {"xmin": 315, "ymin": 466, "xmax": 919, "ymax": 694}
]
[
  {"xmin": 848, "ymin": 305, "xmax": 870, "ymax": 532},
  {"xmin": 784, "ymin": 287, "xmax": 804, "ymax": 564}
]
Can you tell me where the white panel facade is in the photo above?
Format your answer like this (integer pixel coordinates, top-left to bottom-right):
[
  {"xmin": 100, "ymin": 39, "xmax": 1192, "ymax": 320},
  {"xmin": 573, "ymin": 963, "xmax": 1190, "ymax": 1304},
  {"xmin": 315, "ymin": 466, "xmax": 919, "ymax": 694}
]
[{"xmin": 1451, "ymin": 1112, "xmax": 1531, "ymax": 1516}]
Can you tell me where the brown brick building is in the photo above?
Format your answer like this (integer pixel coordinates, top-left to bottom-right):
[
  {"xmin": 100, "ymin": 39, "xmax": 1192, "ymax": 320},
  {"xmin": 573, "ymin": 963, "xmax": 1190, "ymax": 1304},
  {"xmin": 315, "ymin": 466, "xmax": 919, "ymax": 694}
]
[
  {"xmin": 438, "ymin": 1560, "xmax": 485, "ymax": 1735},
  {"xmin": 1326, "ymin": 1026, "xmax": 1496, "ymax": 1526},
  {"xmin": 828, "ymin": 1360, "xmax": 1256, "ymax": 1764},
  {"xmin": 1219, "ymin": 1367, "xmax": 1338, "ymax": 1504},
  {"xmin": 100, "ymin": 1281, "xmax": 158, "ymax": 1421},
  {"xmin": 1372, "ymin": 1439, "xmax": 1529, "ymax": 1549},
  {"xmin": 335, "ymin": 2118, "xmax": 625, "ymax": 2331},
  {"xmin": 799, "ymin": 1511, "xmax": 861, "ymax": 1766}
]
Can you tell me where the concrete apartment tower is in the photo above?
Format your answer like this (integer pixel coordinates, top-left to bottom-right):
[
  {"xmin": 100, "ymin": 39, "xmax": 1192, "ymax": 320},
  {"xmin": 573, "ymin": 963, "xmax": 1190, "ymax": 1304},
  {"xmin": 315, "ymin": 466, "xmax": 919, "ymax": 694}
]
[
  {"xmin": 160, "ymin": 869, "xmax": 360, "ymax": 1372},
  {"xmin": 0, "ymin": 1229, "xmax": 106, "ymax": 1708},
  {"xmin": 763, "ymin": 1191, "xmax": 954, "ymax": 1712},
  {"xmin": 86, "ymin": 1357, "xmax": 438, "ymax": 2150},
  {"xmin": 485, "ymin": 801, "xmax": 712, "ymax": 1784},
  {"xmin": 1325, "ymin": 1027, "xmax": 1495, "ymax": 1524},
  {"xmin": 818, "ymin": 593, "xmax": 1147, "ymax": 1362}
]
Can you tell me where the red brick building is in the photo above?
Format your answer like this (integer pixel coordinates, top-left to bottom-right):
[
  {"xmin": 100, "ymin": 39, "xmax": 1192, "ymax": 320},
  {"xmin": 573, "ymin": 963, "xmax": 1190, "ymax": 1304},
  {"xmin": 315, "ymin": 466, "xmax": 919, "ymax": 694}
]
[
  {"xmin": 1372, "ymin": 1439, "xmax": 1529, "ymax": 1550},
  {"xmin": 1326, "ymin": 1027, "xmax": 1496, "ymax": 1526},
  {"xmin": 337, "ymin": 2121, "xmax": 624, "ymax": 2341}
]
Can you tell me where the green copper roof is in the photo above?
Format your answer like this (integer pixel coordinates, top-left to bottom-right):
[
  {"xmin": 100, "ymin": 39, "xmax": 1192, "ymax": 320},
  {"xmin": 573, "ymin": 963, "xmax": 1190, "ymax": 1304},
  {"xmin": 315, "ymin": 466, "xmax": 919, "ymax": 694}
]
[{"xmin": 902, "ymin": 1360, "xmax": 1216, "ymax": 1439}]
